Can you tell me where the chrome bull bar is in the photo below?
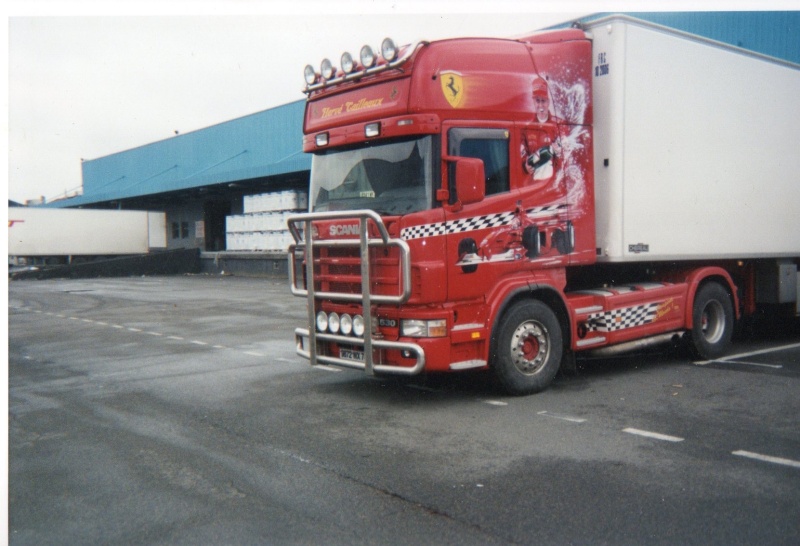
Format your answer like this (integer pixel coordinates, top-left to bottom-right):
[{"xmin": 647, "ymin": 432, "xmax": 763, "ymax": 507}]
[{"xmin": 287, "ymin": 210, "xmax": 417, "ymax": 375}]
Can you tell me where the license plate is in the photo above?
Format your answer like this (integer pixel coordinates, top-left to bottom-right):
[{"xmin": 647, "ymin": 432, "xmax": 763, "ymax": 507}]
[{"xmin": 339, "ymin": 348, "xmax": 364, "ymax": 362}]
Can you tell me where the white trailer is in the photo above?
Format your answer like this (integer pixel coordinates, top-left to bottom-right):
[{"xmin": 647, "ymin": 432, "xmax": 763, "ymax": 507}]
[
  {"xmin": 588, "ymin": 16, "xmax": 800, "ymax": 262},
  {"xmin": 8, "ymin": 208, "xmax": 167, "ymax": 259}
]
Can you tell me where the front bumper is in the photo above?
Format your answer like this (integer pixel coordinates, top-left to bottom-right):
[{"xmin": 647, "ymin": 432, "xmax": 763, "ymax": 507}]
[{"xmin": 295, "ymin": 328, "xmax": 425, "ymax": 375}]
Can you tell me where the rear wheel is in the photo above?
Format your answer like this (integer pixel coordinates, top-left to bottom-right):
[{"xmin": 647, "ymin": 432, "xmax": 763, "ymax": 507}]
[
  {"xmin": 688, "ymin": 282, "xmax": 734, "ymax": 360},
  {"xmin": 492, "ymin": 300, "xmax": 562, "ymax": 395}
]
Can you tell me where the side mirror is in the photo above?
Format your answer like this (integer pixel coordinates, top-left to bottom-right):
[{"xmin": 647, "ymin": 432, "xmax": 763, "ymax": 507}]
[{"xmin": 455, "ymin": 157, "xmax": 485, "ymax": 206}]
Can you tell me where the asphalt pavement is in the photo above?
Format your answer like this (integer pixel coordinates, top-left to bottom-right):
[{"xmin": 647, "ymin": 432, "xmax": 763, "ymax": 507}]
[{"xmin": 8, "ymin": 275, "xmax": 800, "ymax": 545}]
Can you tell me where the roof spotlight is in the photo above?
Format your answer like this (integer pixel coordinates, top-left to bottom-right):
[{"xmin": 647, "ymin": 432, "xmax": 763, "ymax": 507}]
[
  {"xmin": 304, "ymin": 64, "xmax": 318, "ymax": 85},
  {"xmin": 381, "ymin": 37, "xmax": 398, "ymax": 62},
  {"xmin": 360, "ymin": 44, "xmax": 376, "ymax": 68},
  {"xmin": 320, "ymin": 58, "xmax": 336, "ymax": 80},
  {"xmin": 341, "ymin": 51, "xmax": 355, "ymax": 74}
]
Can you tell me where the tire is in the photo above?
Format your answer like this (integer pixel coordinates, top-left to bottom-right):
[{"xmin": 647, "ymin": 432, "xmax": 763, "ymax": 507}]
[
  {"xmin": 688, "ymin": 282, "xmax": 734, "ymax": 360},
  {"xmin": 492, "ymin": 300, "xmax": 562, "ymax": 395},
  {"xmin": 522, "ymin": 226, "xmax": 540, "ymax": 259}
]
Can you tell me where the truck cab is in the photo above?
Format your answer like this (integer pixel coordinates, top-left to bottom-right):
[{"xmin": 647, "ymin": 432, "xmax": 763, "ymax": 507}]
[{"xmin": 289, "ymin": 31, "xmax": 595, "ymax": 382}]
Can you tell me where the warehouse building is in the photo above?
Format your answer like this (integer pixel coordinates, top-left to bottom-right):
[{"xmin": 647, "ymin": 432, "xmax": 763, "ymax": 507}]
[{"xmin": 45, "ymin": 12, "xmax": 800, "ymax": 276}]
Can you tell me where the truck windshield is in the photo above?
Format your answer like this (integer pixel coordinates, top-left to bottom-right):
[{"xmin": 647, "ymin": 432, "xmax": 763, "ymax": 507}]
[{"xmin": 310, "ymin": 136, "xmax": 434, "ymax": 215}]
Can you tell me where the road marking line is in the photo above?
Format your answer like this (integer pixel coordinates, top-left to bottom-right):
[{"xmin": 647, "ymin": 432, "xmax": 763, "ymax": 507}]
[
  {"xmin": 145, "ymin": 332, "xmax": 163, "ymax": 337},
  {"xmin": 313, "ymin": 364, "xmax": 342, "ymax": 372},
  {"xmin": 128, "ymin": 327, "xmax": 142, "ymax": 332},
  {"xmin": 95, "ymin": 321, "xmax": 108, "ymax": 326},
  {"xmin": 623, "ymin": 428, "xmax": 684, "ymax": 442},
  {"xmin": 56, "ymin": 314, "xmax": 65, "ymax": 318},
  {"xmin": 243, "ymin": 351, "xmax": 264, "ymax": 357},
  {"xmin": 213, "ymin": 345, "xmax": 226, "ymax": 349},
  {"xmin": 190, "ymin": 340, "xmax": 208, "ymax": 346},
  {"xmin": 732, "ymin": 450, "xmax": 800, "ymax": 469},
  {"xmin": 694, "ymin": 342, "xmax": 800, "ymax": 366},
  {"xmin": 112, "ymin": 324, "xmax": 124, "ymax": 329},
  {"xmin": 81, "ymin": 318, "xmax": 94, "ymax": 323},
  {"xmin": 482, "ymin": 400, "xmax": 509, "ymax": 407},
  {"xmin": 69, "ymin": 317, "xmax": 79, "ymax": 320},
  {"xmin": 538, "ymin": 411, "xmax": 586, "ymax": 423},
  {"xmin": 717, "ymin": 360, "xmax": 783, "ymax": 369},
  {"xmin": 167, "ymin": 335, "xmax": 184, "ymax": 340},
  {"xmin": 720, "ymin": 343, "xmax": 800, "ymax": 362}
]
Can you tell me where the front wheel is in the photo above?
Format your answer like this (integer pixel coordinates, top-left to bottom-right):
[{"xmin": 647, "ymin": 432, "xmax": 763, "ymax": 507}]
[
  {"xmin": 688, "ymin": 282, "xmax": 734, "ymax": 360},
  {"xmin": 492, "ymin": 300, "xmax": 562, "ymax": 395}
]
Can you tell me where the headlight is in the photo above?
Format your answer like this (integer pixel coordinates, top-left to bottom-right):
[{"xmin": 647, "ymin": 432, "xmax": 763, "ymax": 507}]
[
  {"xmin": 320, "ymin": 58, "xmax": 335, "ymax": 80},
  {"xmin": 360, "ymin": 44, "xmax": 376, "ymax": 68},
  {"xmin": 328, "ymin": 312, "xmax": 340, "ymax": 334},
  {"xmin": 341, "ymin": 51, "xmax": 355, "ymax": 74},
  {"xmin": 340, "ymin": 314, "xmax": 353, "ymax": 335},
  {"xmin": 401, "ymin": 319, "xmax": 447, "ymax": 338},
  {"xmin": 316, "ymin": 311, "xmax": 328, "ymax": 332},
  {"xmin": 304, "ymin": 64, "xmax": 318, "ymax": 85},
  {"xmin": 381, "ymin": 37, "xmax": 398, "ymax": 62},
  {"xmin": 352, "ymin": 314, "xmax": 365, "ymax": 337}
]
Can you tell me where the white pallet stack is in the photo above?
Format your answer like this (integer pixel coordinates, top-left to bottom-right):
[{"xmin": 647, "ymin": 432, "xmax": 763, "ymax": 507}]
[{"xmin": 226, "ymin": 190, "xmax": 307, "ymax": 252}]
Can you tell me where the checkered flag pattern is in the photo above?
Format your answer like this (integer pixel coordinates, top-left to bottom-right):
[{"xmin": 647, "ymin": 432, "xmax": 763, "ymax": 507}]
[
  {"xmin": 401, "ymin": 211, "xmax": 516, "ymax": 240},
  {"xmin": 400, "ymin": 204, "xmax": 567, "ymax": 241},
  {"xmin": 587, "ymin": 302, "xmax": 660, "ymax": 332}
]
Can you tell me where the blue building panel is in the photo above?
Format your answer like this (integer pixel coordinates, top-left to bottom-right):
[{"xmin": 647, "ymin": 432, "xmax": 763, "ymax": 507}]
[{"xmin": 61, "ymin": 100, "xmax": 310, "ymax": 207}]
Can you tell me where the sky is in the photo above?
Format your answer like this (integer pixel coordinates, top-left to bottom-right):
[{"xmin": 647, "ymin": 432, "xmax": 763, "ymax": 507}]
[{"xmin": 5, "ymin": 0, "xmax": 791, "ymax": 204}]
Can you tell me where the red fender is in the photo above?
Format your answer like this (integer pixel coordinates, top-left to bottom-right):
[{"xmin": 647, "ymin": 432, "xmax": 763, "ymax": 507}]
[
  {"xmin": 482, "ymin": 268, "xmax": 569, "ymax": 360},
  {"xmin": 680, "ymin": 266, "xmax": 740, "ymax": 328}
]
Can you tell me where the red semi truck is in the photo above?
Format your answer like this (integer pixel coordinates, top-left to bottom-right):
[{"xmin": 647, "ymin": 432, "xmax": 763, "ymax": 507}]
[{"xmin": 288, "ymin": 15, "xmax": 800, "ymax": 394}]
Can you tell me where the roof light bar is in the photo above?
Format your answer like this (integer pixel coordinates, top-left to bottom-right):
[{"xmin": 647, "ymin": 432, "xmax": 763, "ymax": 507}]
[{"xmin": 303, "ymin": 39, "xmax": 428, "ymax": 93}]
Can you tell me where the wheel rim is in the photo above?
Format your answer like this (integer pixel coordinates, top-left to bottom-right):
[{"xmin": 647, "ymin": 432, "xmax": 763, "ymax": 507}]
[
  {"xmin": 510, "ymin": 320, "xmax": 550, "ymax": 375},
  {"xmin": 700, "ymin": 300, "xmax": 725, "ymax": 344}
]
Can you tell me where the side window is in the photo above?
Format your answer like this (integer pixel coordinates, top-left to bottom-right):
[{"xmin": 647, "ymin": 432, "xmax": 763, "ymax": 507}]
[{"xmin": 448, "ymin": 128, "xmax": 510, "ymax": 201}]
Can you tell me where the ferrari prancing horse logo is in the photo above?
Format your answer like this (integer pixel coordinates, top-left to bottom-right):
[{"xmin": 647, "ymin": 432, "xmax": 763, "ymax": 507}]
[{"xmin": 440, "ymin": 71, "xmax": 464, "ymax": 108}]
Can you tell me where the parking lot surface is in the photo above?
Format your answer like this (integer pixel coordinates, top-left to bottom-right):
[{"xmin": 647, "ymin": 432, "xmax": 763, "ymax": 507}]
[{"xmin": 8, "ymin": 275, "xmax": 800, "ymax": 545}]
